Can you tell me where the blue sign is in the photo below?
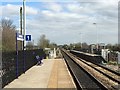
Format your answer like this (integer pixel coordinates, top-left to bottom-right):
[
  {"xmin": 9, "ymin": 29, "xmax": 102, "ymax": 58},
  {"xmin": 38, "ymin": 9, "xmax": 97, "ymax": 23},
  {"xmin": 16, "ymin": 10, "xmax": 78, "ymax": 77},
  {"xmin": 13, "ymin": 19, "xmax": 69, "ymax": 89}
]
[{"xmin": 26, "ymin": 35, "xmax": 31, "ymax": 41}]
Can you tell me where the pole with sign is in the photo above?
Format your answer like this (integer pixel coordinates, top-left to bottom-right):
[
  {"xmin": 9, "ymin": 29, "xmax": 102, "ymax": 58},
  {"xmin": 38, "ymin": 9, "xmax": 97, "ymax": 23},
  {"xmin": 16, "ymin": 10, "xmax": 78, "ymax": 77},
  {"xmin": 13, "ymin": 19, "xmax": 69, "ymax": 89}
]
[
  {"xmin": 16, "ymin": 33, "xmax": 24, "ymax": 78},
  {"xmin": 16, "ymin": 33, "xmax": 18, "ymax": 78}
]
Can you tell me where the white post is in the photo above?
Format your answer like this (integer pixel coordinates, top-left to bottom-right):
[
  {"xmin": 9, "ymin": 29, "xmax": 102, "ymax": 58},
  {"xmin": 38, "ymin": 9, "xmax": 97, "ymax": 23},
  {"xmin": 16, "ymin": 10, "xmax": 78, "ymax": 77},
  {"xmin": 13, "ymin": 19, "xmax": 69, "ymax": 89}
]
[
  {"xmin": 107, "ymin": 50, "xmax": 110, "ymax": 62},
  {"xmin": 23, "ymin": 0, "xmax": 26, "ymax": 50},
  {"xmin": 54, "ymin": 48, "xmax": 56, "ymax": 58},
  {"xmin": 118, "ymin": 52, "xmax": 120, "ymax": 64},
  {"xmin": 91, "ymin": 45, "xmax": 94, "ymax": 54},
  {"xmin": 101, "ymin": 49, "xmax": 109, "ymax": 61},
  {"xmin": 23, "ymin": 0, "xmax": 26, "ymax": 73}
]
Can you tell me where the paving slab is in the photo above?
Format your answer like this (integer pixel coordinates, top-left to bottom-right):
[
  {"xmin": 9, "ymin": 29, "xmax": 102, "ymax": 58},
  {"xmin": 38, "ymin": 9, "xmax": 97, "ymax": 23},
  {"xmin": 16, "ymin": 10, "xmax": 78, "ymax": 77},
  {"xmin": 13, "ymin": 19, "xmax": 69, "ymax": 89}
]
[
  {"xmin": 4, "ymin": 59, "xmax": 54, "ymax": 88},
  {"xmin": 4, "ymin": 59, "xmax": 76, "ymax": 88},
  {"xmin": 47, "ymin": 59, "xmax": 76, "ymax": 88}
]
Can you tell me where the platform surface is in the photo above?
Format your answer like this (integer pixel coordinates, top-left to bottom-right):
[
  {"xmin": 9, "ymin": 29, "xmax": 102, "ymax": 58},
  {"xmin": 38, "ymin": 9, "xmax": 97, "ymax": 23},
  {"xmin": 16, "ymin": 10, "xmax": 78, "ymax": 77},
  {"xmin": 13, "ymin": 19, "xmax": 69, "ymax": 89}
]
[{"xmin": 4, "ymin": 59, "xmax": 76, "ymax": 88}]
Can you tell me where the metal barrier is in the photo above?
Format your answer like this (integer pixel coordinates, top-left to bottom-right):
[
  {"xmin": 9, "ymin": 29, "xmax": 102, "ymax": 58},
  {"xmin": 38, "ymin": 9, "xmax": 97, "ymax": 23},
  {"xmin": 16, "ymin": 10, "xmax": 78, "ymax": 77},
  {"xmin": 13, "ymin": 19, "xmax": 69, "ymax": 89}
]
[
  {"xmin": 108, "ymin": 52, "xmax": 118, "ymax": 62},
  {"xmin": 2, "ymin": 49, "xmax": 45, "ymax": 88},
  {"xmin": 70, "ymin": 50, "xmax": 107, "ymax": 64}
]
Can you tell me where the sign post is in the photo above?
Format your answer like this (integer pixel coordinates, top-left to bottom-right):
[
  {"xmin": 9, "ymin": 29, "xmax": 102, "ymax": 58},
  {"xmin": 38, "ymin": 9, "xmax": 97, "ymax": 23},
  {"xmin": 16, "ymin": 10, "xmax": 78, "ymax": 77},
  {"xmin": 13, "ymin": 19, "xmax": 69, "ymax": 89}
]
[
  {"xmin": 16, "ymin": 33, "xmax": 24, "ymax": 78},
  {"xmin": 16, "ymin": 33, "xmax": 18, "ymax": 78}
]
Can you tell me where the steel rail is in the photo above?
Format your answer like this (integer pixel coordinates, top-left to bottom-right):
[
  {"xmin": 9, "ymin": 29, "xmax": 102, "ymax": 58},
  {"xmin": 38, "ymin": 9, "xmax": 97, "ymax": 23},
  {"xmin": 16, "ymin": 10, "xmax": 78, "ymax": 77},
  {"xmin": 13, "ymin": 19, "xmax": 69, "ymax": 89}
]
[
  {"xmin": 70, "ymin": 51, "xmax": 120, "ymax": 84},
  {"xmin": 61, "ymin": 49, "xmax": 108, "ymax": 90},
  {"xmin": 70, "ymin": 50, "xmax": 120, "ymax": 76},
  {"xmin": 76, "ymin": 56, "xmax": 120, "ymax": 84}
]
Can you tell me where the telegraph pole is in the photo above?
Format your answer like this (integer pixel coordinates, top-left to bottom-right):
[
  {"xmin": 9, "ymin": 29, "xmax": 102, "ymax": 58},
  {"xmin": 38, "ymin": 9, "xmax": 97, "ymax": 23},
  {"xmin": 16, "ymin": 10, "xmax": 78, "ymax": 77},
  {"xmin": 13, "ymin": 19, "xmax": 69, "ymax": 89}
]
[
  {"xmin": 79, "ymin": 33, "xmax": 82, "ymax": 49},
  {"xmin": 20, "ymin": 7, "xmax": 23, "ymax": 50},
  {"xmin": 20, "ymin": 7, "xmax": 22, "ymax": 35},
  {"xmin": 93, "ymin": 23, "xmax": 98, "ymax": 50},
  {"xmin": 23, "ymin": 0, "xmax": 26, "ymax": 50}
]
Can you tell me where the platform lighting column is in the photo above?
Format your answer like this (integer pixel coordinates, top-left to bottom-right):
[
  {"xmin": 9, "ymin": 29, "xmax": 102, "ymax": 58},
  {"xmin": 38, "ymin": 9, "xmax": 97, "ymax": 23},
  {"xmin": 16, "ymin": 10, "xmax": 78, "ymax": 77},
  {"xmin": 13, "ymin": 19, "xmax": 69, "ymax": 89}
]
[
  {"xmin": 93, "ymin": 23, "xmax": 98, "ymax": 50},
  {"xmin": 79, "ymin": 33, "xmax": 82, "ymax": 49},
  {"xmin": 23, "ymin": 0, "xmax": 26, "ymax": 73},
  {"xmin": 20, "ymin": 7, "xmax": 23, "ymax": 50},
  {"xmin": 23, "ymin": 0, "xmax": 26, "ymax": 49}
]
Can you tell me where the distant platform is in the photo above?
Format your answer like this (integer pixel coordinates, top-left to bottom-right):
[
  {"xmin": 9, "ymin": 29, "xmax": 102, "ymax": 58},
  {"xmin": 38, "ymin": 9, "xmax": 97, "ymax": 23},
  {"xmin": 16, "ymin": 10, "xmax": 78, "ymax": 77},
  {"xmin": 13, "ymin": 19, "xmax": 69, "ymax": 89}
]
[{"xmin": 4, "ymin": 59, "xmax": 76, "ymax": 88}]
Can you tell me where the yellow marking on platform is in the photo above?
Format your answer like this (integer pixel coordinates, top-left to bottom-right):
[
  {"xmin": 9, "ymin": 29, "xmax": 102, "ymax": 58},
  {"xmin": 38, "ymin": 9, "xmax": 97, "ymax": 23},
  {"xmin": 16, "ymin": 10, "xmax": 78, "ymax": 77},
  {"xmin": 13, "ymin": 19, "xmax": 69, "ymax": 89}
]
[{"xmin": 47, "ymin": 59, "xmax": 76, "ymax": 88}]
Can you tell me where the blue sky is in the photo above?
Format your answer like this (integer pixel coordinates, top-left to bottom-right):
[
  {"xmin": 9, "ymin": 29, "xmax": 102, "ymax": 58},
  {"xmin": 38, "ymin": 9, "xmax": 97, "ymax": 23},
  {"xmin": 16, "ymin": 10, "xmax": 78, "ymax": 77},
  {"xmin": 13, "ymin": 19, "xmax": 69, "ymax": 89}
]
[{"xmin": 0, "ymin": 0, "xmax": 118, "ymax": 45}]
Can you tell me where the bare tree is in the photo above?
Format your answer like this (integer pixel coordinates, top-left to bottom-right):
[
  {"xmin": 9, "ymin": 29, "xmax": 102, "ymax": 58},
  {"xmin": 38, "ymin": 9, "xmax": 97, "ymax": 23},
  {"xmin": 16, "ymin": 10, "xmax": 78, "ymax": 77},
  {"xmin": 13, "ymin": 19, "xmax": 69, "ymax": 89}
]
[
  {"xmin": 82, "ymin": 42, "xmax": 89, "ymax": 49},
  {"xmin": 49, "ymin": 42, "xmax": 57, "ymax": 50},
  {"xmin": 37, "ymin": 34, "xmax": 50, "ymax": 49},
  {"xmin": 2, "ymin": 19, "xmax": 16, "ymax": 31},
  {"xmin": 1, "ymin": 19, "xmax": 16, "ymax": 51},
  {"xmin": 26, "ymin": 42, "xmax": 34, "ymax": 50}
]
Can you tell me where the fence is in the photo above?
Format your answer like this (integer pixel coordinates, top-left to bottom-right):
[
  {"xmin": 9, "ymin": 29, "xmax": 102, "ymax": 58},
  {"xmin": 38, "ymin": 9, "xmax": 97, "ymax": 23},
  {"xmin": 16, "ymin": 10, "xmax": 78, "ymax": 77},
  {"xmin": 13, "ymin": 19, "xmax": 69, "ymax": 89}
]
[
  {"xmin": 70, "ymin": 50, "xmax": 107, "ymax": 64},
  {"xmin": 2, "ymin": 49, "xmax": 45, "ymax": 88},
  {"xmin": 108, "ymin": 52, "xmax": 118, "ymax": 62}
]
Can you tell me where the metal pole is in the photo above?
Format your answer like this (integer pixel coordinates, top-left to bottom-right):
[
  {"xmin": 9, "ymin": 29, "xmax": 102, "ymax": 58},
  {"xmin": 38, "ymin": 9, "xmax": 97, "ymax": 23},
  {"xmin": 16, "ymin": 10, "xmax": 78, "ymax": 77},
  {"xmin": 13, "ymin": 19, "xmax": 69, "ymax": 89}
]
[
  {"xmin": 16, "ymin": 33, "xmax": 18, "ymax": 78},
  {"xmin": 80, "ymin": 33, "xmax": 82, "ymax": 49},
  {"xmin": 23, "ymin": 0, "xmax": 26, "ymax": 49},
  {"xmin": 23, "ymin": 0, "xmax": 26, "ymax": 73},
  {"xmin": 20, "ymin": 7, "xmax": 22, "ymax": 35},
  {"xmin": 79, "ymin": 33, "xmax": 82, "ymax": 49},
  {"xmin": 93, "ymin": 23, "xmax": 98, "ymax": 50},
  {"xmin": 20, "ymin": 7, "xmax": 23, "ymax": 50}
]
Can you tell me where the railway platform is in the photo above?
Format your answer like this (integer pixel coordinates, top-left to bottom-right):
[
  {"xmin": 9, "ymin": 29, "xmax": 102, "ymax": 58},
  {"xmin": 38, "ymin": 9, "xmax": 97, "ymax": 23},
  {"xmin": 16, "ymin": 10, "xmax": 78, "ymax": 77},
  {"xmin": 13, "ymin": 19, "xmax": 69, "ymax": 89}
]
[{"xmin": 4, "ymin": 59, "xmax": 76, "ymax": 88}]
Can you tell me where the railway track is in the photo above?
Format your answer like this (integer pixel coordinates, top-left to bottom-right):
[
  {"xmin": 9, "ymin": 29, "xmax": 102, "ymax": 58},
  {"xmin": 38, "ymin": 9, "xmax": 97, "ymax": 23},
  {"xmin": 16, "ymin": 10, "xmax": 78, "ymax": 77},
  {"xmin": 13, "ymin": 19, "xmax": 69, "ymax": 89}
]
[
  {"xmin": 61, "ymin": 49, "xmax": 108, "ymax": 90},
  {"xmin": 70, "ymin": 50, "xmax": 120, "ymax": 83},
  {"xmin": 73, "ymin": 54, "xmax": 120, "ymax": 83},
  {"xmin": 70, "ymin": 50, "xmax": 120, "ymax": 75}
]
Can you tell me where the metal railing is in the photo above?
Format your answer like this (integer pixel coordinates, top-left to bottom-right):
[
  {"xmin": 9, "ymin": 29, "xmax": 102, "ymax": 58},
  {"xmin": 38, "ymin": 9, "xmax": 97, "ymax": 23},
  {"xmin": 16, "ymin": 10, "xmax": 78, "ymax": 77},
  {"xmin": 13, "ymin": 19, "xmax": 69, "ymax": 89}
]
[{"xmin": 2, "ymin": 49, "xmax": 45, "ymax": 88}]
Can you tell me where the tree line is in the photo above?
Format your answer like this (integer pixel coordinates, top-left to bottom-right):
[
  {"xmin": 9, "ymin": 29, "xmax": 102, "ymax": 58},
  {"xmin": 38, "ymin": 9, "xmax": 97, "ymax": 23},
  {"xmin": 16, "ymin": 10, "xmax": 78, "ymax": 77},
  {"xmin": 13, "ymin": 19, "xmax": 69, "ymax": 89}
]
[
  {"xmin": 1, "ymin": 19, "xmax": 57, "ymax": 52},
  {"xmin": 1, "ymin": 19, "xmax": 16, "ymax": 51},
  {"xmin": 61, "ymin": 43, "xmax": 120, "ymax": 52},
  {"xmin": 26, "ymin": 34, "xmax": 57, "ymax": 50}
]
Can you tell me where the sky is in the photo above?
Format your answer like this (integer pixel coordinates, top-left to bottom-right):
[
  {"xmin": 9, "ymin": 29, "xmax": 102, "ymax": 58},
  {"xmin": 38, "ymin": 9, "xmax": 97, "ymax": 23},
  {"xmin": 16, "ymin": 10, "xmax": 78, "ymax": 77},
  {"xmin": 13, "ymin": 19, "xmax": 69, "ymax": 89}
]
[{"xmin": 0, "ymin": 0, "xmax": 119, "ymax": 45}]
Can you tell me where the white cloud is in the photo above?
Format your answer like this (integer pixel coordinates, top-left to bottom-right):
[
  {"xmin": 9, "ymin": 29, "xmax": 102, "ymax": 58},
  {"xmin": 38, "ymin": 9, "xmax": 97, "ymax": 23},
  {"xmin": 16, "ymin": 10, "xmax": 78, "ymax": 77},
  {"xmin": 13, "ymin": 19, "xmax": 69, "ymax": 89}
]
[
  {"xmin": 1, "ymin": 4, "xmax": 38, "ymax": 17},
  {"xmin": 41, "ymin": 10, "xmax": 89, "ymax": 19},
  {"xmin": 47, "ymin": 3, "xmax": 63, "ymax": 12},
  {"xmin": 2, "ymin": 4, "xmax": 20, "ymax": 16},
  {"xmin": 1, "ymin": 0, "xmax": 119, "ymax": 3},
  {"xmin": 1, "ymin": 1, "xmax": 118, "ymax": 44},
  {"xmin": 41, "ymin": 10, "xmax": 54, "ymax": 17},
  {"xmin": 28, "ymin": 2, "xmax": 117, "ymax": 44},
  {"xmin": 67, "ymin": 3, "xmax": 80, "ymax": 12},
  {"xmin": 1, "ymin": 0, "xmax": 76, "ymax": 2},
  {"xmin": 26, "ymin": 6, "xmax": 38, "ymax": 15},
  {"xmin": 66, "ymin": 2, "xmax": 118, "ymax": 24}
]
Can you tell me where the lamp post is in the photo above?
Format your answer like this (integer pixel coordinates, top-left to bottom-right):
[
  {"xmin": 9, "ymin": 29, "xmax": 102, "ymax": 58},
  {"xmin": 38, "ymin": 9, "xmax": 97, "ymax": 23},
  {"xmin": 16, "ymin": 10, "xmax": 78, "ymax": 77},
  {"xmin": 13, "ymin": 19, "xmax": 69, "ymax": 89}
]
[
  {"xmin": 93, "ymin": 23, "xmax": 98, "ymax": 50},
  {"xmin": 23, "ymin": 0, "xmax": 26, "ymax": 50},
  {"xmin": 20, "ymin": 7, "xmax": 22, "ymax": 50},
  {"xmin": 23, "ymin": 0, "xmax": 26, "ymax": 73},
  {"xmin": 79, "ymin": 33, "xmax": 82, "ymax": 49}
]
